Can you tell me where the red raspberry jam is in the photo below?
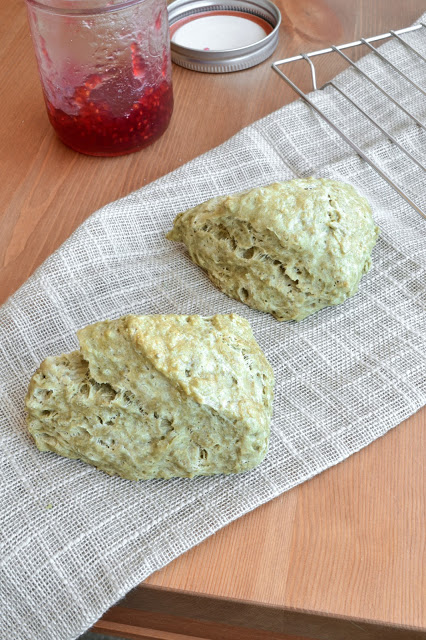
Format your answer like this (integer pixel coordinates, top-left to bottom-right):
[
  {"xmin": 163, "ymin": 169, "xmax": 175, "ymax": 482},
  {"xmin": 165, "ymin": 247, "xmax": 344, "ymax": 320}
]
[{"xmin": 45, "ymin": 71, "xmax": 173, "ymax": 157}]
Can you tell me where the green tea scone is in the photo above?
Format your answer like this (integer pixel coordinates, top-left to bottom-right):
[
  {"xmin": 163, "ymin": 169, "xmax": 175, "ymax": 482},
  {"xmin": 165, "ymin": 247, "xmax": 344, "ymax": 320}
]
[
  {"xmin": 26, "ymin": 314, "xmax": 274, "ymax": 480},
  {"xmin": 167, "ymin": 178, "xmax": 380, "ymax": 321}
]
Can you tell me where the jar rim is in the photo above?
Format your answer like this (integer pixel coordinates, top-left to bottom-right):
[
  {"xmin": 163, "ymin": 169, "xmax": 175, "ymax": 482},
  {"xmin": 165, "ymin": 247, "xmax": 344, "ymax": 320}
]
[{"xmin": 25, "ymin": 0, "xmax": 152, "ymax": 16}]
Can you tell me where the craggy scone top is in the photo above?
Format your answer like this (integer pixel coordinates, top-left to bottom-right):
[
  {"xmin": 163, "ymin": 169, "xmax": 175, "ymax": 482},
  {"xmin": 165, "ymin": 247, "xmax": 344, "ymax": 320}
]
[
  {"xmin": 26, "ymin": 314, "xmax": 274, "ymax": 480},
  {"xmin": 167, "ymin": 178, "xmax": 380, "ymax": 321}
]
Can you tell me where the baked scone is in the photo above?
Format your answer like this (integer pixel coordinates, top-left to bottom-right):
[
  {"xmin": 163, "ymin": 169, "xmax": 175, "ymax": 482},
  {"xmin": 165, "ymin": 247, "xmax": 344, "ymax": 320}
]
[
  {"xmin": 167, "ymin": 178, "xmax": 380, "ymax": 321},
  {"xmin": 25, "ymin": 314, "xmax": 274, "ymax": 480}
]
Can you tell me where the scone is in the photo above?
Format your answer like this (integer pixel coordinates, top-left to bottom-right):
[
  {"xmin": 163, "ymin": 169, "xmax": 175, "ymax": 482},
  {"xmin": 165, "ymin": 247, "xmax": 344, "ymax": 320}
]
[
  {"xmin": 25, "ymin": 314, "xmax": 274, "ymax": 480},
  {"xmin": 167, "ymin": 178, "xmax": 380, "ymax": 321}
]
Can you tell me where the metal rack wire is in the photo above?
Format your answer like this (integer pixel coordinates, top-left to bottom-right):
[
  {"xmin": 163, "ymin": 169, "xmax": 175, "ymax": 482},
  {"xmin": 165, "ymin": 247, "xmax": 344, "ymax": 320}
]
[{"xmin": 272, "ymin": 25, "xmax": 426, "ymax": 219}]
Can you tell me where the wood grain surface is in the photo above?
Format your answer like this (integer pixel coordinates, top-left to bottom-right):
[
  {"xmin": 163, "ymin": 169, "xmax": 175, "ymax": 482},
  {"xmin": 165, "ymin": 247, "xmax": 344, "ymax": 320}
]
[{"xmin": 1, "ymin": 1, "xmax": 425, "ymax": 639}]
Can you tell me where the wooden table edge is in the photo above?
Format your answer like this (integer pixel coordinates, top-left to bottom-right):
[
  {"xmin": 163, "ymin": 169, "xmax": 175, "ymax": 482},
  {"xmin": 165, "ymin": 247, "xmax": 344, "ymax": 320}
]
[{"xmin": 92, "ymin": 582, "xmax": 426, "ymax": 640}]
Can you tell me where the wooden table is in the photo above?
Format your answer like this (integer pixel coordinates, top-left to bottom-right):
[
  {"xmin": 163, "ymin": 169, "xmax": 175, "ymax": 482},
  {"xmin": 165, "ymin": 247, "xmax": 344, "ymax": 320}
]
[{"xmin": 1, "ymin": 1, "xmax": 425, "ymax": 639}]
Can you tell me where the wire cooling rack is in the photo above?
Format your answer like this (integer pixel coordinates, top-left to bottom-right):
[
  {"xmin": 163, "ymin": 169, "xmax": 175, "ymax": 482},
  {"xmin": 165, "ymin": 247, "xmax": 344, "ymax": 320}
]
[{"xmin": 272, "ymin": 24, "xmax": 426, "ymax": 219}]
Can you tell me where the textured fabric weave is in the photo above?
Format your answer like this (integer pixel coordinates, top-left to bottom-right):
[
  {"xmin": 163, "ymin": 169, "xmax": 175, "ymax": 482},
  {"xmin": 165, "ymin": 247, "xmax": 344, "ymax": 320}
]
[{"xmin": 1, "ymin": 18, "xmax": 425, "ymax": 640}]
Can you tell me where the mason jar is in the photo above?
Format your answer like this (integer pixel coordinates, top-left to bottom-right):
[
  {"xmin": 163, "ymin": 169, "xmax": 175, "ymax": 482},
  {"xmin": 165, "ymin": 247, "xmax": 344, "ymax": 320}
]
[{"xmin": 25, "ymin": 0, "xmax": 174, "ymax": 156}]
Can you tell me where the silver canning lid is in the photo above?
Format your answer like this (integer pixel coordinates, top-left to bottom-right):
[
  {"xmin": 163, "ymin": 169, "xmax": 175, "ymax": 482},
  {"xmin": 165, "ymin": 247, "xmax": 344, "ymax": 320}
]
[{"xmin": 168, "ymin": 0, "xmax": 281, "ymax": 73}]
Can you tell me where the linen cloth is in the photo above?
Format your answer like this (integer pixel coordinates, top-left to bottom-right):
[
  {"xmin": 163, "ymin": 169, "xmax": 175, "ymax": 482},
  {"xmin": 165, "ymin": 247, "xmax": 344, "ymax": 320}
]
[{"xmin": 1, "ymin": 17, "xmax": 425, "ymax": 640}]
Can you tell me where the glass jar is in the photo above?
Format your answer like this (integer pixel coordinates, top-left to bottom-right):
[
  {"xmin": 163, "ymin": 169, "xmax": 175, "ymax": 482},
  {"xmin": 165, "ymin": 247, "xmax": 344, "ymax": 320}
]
[{"xmin": 26, "ymin": 0, "xmax": 174, "ymax": 156}]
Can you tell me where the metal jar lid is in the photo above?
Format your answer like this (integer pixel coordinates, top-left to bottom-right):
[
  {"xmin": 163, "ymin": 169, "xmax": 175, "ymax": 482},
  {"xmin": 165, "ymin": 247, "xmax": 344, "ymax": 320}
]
[{"xmin": 167, "ymin": 0, "xmax": 281, "ymax": 73}]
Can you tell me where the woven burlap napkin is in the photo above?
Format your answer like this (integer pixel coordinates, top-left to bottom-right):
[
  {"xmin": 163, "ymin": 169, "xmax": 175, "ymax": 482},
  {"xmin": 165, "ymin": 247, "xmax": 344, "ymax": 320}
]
[{"xmin": 1, "ymin": 16, "xmax": 425, "ymax": 640}]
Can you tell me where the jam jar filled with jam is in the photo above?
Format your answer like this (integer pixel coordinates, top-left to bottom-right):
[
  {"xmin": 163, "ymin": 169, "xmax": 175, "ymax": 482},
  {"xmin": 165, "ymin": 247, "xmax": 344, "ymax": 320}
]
[{"xmin": 25, "ymin": 0, "xmax": 173, "ymax": 156}]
